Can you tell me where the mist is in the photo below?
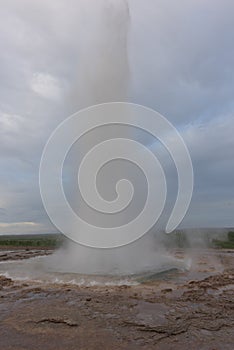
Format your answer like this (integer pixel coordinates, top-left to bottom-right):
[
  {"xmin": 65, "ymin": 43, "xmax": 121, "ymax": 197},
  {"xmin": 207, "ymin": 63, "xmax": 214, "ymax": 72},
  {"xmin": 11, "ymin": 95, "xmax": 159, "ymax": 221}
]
[{"xmin": 45, "ymin": 0, "xmax": 189, "ymax": 276}]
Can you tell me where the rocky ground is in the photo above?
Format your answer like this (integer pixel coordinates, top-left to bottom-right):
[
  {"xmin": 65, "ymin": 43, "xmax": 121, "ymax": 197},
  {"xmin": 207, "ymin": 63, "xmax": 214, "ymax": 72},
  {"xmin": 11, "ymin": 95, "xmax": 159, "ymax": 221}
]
[
  {"xmin": 0, "ymin": 246, "xmax": 53, "ymax": 261},
  {"xmin": 0, "ymin": 248, "xmax": 233, "ymax": 350}
]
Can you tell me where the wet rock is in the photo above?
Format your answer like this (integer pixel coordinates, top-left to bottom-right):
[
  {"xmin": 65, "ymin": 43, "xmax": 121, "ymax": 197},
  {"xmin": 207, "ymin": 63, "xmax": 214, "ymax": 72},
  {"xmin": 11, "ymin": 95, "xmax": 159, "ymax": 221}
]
[{"xmin": 0, "ymin": 276, "xmax": 13, "ymax": 288}]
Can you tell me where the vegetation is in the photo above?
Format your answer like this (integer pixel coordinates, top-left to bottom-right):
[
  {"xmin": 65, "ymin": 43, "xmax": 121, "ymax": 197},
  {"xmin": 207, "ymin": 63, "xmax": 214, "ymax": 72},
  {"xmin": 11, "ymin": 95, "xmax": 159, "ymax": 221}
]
[
  {"xmin": 161, "ymin": 229, "xmax": 234, "ymax": 249},
  {"xmin": 212, "ymin": 231, "xmax": 234, "ymax": 249},
  {"xmin": 0, "ymin": 234, "xmax": 64, "ymax": 248},
  {"xmin": 0, "ymin": 231, "xmax": 234, "ymax": 249}
]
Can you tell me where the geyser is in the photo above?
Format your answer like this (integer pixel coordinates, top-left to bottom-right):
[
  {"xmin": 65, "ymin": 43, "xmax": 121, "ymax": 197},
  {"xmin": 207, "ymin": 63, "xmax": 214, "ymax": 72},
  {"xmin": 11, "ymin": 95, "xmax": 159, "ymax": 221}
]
[{"xmin": 46, "ymin": 0, "xmax": 188, "ymax": 275}]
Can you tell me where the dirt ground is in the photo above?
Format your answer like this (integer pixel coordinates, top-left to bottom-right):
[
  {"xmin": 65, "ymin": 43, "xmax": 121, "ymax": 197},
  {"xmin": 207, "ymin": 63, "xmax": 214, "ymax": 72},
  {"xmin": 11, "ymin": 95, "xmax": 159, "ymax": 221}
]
[{"xmin": 0, "ymin": 248, "xmax": 233, "ymax": 350}]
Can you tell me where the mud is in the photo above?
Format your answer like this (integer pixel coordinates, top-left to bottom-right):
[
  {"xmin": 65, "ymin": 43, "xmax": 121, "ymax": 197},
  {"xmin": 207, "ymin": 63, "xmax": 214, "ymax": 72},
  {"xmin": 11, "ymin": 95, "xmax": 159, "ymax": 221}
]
[{"xmin": 0, "ymin": 248, "xmax": 233, "ymax": 349}]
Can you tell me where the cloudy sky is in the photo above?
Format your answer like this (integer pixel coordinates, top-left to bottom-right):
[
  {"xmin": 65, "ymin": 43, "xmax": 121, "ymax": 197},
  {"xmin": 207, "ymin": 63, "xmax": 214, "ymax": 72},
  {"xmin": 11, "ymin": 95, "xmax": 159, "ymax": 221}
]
[{"xmin": 0, "ymin": 0, "xmax": 234, "ymax": 235}]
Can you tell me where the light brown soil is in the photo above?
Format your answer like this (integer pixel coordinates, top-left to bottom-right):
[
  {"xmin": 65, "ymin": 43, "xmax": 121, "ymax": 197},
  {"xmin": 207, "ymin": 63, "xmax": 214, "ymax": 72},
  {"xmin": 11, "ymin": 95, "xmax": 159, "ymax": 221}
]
[{"xmin": 0, "ymin": 248, "xmax": 233, "ymax": 350}]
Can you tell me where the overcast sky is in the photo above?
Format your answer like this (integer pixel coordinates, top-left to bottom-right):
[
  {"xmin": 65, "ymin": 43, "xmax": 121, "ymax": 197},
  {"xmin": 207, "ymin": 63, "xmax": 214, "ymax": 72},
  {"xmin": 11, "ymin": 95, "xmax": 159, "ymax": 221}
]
[{"xmin": 0, "ymin": 0, "xmax": 234, "ymax": 234}]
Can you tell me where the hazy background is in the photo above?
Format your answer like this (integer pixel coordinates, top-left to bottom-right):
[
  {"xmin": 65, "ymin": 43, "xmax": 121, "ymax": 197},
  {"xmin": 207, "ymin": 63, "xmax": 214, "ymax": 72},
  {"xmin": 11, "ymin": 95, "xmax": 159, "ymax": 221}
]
[{"xmin": 0, "ymin": 0, "xmax": 234, "ymax": 235}]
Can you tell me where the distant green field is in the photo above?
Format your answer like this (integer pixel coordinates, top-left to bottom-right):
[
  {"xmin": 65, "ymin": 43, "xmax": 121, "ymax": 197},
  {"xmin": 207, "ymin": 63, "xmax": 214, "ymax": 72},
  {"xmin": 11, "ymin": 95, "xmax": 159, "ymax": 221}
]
[
  {"xmin": 0, "ymin": 234, "xmax": 64, "ymax": 247},
  {"xmin": 213, "ymin": 231, "xmax": 234, "ymax": 249},
  {"xmin": 0, "ymin": 231, "xmax": 233, "ymax": 249},
  {"xmin": 159, "ymin": 229, "xmax": 234, "ymax": 249}
]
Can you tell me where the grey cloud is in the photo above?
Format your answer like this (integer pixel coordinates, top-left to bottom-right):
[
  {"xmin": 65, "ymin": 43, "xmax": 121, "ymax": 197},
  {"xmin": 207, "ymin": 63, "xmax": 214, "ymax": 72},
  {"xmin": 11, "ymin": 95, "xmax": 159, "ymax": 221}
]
[
  {"xmin": 129, "ymin": 0, "xmax": 234, "ymax": 122},
  {"xmin": 0, "ymin": 0, "xmax": 233, "ymax": 233}
]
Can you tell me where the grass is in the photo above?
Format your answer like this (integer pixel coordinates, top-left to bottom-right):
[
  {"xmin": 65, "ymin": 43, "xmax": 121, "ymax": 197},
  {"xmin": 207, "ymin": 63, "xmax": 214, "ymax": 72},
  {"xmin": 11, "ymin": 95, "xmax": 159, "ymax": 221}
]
[
  {"xmin": 0, "ymin": 234, "xmax": 64, "ymax": 248},
  {"xmin": 0, "ymin": 231, "xmax": 234, "ymax": 249},
  {"xmin": 212, "ymin": 231, "xmax": 234, "ymax": 249},
  {"xmin": 212, "ymin": 240, "xmax": 234, "ymax": 249}
]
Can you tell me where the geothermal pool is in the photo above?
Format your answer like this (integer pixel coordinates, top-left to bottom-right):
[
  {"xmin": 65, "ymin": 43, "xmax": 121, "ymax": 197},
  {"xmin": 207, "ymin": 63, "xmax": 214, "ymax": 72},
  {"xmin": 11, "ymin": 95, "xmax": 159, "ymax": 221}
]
[{"xmin": 0, "ymin": 250, "xmax": 191, "ymax": 286}]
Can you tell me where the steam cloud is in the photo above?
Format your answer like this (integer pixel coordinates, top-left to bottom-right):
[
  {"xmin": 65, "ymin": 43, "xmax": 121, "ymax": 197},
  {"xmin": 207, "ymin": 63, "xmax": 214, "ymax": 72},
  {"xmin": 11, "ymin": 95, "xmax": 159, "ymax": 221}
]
[{"xmin": 47, "ymin": 0, "xmax": 187, "ymax": 275}]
